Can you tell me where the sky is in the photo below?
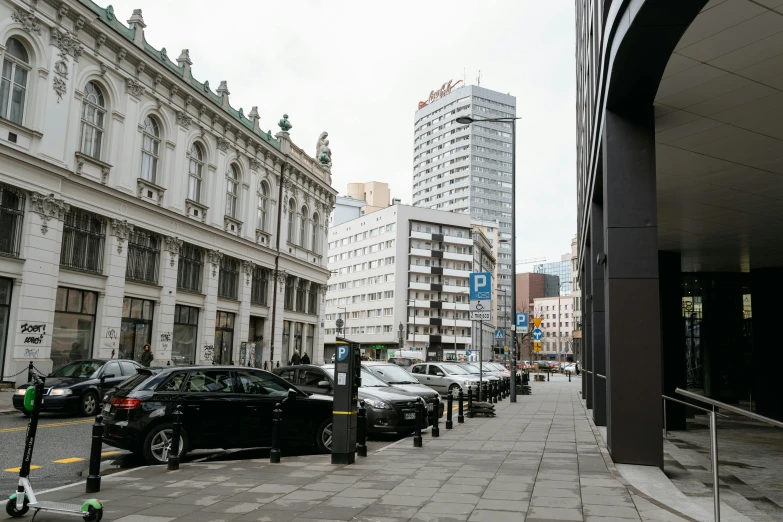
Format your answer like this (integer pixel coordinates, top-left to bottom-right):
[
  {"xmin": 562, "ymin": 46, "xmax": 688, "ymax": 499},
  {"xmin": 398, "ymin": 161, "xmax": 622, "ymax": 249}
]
[{"xmin": 108, "ymin": 0, "xmax": 577, "ymax": 266}]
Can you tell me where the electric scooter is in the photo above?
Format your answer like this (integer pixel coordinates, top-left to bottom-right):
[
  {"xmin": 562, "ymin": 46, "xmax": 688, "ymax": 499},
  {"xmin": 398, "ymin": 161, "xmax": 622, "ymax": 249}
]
[{"xmin": 5, "ymin": 374, "xmax": 103, "ymax": 521}]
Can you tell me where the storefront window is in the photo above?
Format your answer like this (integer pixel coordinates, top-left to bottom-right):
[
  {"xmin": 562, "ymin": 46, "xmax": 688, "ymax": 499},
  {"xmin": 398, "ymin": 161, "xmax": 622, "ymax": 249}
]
[
  {"xmin": 0, "ymin": 278, "xmax": 11, "ymax": 381},
  {"xmin": 119, "ymin": 297, "xmax": 154, "ymax": 363},
  {"xmin": 52, "ymin": 287, "xmax": 97, "ymax": 368},
  {"xmin": 306, "ymin": 324, "xmax": 314, "ymax": 359},
  {"xmin": 248, "ymin": 316, "xmax": 264, "ymax": 367},
  {"xmin": 214, "ymin": 311, "xmax": 235, "ymax": 365},
  {"xmin": 294, "ymin": 322, "xmax": 303, "ymax": 357},
  {"xmin": 173, "ymin": 304, "xmax": 198, "ymax": 365},
  {"xmin": 282, "ymin": 320, "xmax": 290, "ymax": 363}
]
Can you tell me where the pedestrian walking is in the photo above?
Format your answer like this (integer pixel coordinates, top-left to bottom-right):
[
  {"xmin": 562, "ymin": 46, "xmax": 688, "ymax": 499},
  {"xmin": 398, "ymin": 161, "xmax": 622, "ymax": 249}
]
[
  {"xmin": 301, "ymin": 352, "xmax": 311, "ymax": 365},
  {"xmin": 575, "ymin": 362, "xmax": 580, "ymax": 376},
  {"xmin": 141, "ymin": 344, "xmax": 154, "ymax": 367},
  {"xmin": 291, "ymin": 350, "xmax": 301, "ymax": 365}
]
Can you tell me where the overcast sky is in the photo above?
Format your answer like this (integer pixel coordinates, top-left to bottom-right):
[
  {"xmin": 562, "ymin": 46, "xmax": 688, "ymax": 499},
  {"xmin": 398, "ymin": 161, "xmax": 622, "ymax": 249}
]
[{"xmin": 109, "ymin": 0, "xmax": 576, "ymax": 266}]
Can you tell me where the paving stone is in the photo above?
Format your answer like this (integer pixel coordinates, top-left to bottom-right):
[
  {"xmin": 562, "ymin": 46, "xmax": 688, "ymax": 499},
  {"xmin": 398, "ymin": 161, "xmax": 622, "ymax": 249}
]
[
  {"xmin": 584, "ymin": 504, "xmax": 644, "ymax": 518},
  {"xmin": 526, "ymin": 506, "xmax": 584, "ymax": 520},
  {"xmin": 380, "ymin": 494, "xmax": 430, "ymax": 507},
  {"xmin": 417, "ymin": 502, "xmax": 476, "ymax": 515},
  {"xmin": 468, "ymin": 509, "xmax": 525, "ymax": 521}
]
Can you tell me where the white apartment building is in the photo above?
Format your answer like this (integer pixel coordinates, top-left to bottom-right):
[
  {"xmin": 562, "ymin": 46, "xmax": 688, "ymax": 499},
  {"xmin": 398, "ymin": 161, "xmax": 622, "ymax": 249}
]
[
  {"xmin": 570, "ymin": 235, "xmax": 582, "ymax": 362},
  {"xmin": 323, "ymin": 205, "xmax": 495, "ymax": 362},
  {"xmin": 411, "ymin": 82, "xmax": 515, "ymax": 324},
  {"xmin": 531, "ymin": 295, "xmax": 576, "ymax": 362},
  {"xmin": 0, "ymin": 1, "xmax": 335, "ymax": 383}
]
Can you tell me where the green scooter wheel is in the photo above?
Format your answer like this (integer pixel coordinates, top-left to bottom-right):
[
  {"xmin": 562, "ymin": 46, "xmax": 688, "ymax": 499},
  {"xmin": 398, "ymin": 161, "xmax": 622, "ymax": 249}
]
[
  {"xmin": 82, "ymin": 505, "xmax": 103, "ymax": 522},
  {"xmin": 5, "ymin": 496, "xmax": 29, "ymax": 517}
]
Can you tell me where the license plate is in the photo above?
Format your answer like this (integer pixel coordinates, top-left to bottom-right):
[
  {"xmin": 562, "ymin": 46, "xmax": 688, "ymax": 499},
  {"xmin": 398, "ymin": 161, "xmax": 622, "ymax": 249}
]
[
  {"xmin": 426, "ymin": 404, "xmax": 433, "ymax": 411},
  {"xmin": 404, "ymin": 413, "xmax": 415, "ymax": 420},
  {"xmin": 102, "ymin": 404, "xmax": 111, "ymax": 414}
]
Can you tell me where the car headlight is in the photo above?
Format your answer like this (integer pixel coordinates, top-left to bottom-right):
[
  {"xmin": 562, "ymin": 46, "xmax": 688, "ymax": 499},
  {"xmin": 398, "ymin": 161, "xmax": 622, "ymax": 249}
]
[
  {"xmin": 49, "ymin": 388, "xmax": 72, "ymax": 396},
  {"xmin": 15, "ymin": 388, "xmax": 26, "ymax": 395},
  {"xmin": 363, "ymin": 398, "xmax": 390, "ymax": 410}
]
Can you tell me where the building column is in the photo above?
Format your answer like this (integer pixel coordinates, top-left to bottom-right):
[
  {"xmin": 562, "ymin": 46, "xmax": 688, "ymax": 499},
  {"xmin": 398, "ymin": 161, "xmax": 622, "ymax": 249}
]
[
  {"xmin": 10, "ymin": 193, "xmax": 68, "ymax": 382},
  {"xmin": 270, "ymin": 270, "xmax": 286, "ymax": 368},
  {"xmin": 583, "ymin": 241, "xmax": 593, "ymax": 409},
  {"xmin": 95, "ymin": 220, "xmax": 132, "ymax": 360},
  {"xmin": 154, "ymin": 237, "xmax": 182, "ymax": 365},
  {"xmin": 237, "ymin": 261, "xmax": 253, "ymax": 363},
  {"xmin": 603, "ymin": 107, "xmax": 662, "ymax": 467},
  {"xmin": 659, "ymin": 251, "xmax": 686, "ymax": 429},
  {"xmin": 702, "ymin": 274, "xmax": 743, "ymax": 403},
  {"xmin": 751, "ymin": 267, "xmax": 783, "ymax": 421},
  {"xmin": 591, "ymin": 202, "xmax": 607, "ymax": 427},
  {"xmin": 198, "ymin": 250, "xmax": 221, "ymax": 363},
  {"xmin": 315, "ymin": 285, "xmax": 326, "ymax": 364}
]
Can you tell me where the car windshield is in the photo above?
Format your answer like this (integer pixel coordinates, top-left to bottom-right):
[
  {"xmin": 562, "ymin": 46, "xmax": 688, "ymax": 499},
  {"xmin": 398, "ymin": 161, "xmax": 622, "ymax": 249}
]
[
  {"xmin": 51, "ymin": 361, "xmax": 103, "ymax": 379},
  {"xmin": 441, "ymin": 364, "xmax": 470, "ymax": 375},
  {"xmin": 368, "ymin": 365, "xmax": 418, "ymax": 384},
  {"xmin": 360, "ymin": 370, "xmax": 388, "ymax": 387}
]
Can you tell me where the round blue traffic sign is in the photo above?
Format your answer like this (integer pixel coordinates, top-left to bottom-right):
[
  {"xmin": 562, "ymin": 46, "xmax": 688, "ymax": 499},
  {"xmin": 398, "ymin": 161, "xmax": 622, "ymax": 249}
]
[
  {"xmin": 531, "ymin": 328, "xmax": 544, "ymax": 341},
  {"xmin": 466, "ymin": 350, "xmax": 472, "ymax": 356}
]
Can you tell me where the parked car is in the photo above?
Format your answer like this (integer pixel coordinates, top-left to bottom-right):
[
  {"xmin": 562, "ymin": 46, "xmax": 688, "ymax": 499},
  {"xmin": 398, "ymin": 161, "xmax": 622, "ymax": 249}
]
[
  {"xmin": 13, "ymin": 359, "xmax": 143, "ymax": 417},
  {"xmin": 563, "ymin": 363, "xmax": 577, "ymax": 374},
  {"xmin": 273, "ymin": 364, "xmax": 428, "ymax": 435},
  {"xmin": 484, "ymin": 362, "xmax": 511, "ymax": 377},
  {"xmin": 362, "ymin": 361, "xmax": 444, "ymax": 421},
  {"xmin": 459, "ymin": 363, "xmax": 502, "ymax": 383},
  {"xmin": 387, "ymin": 356, "xmax": 423, "ymax": 368},
  {"xmin": 410, "ymin": 362, "xmax": 483, "ymax": 397},
  {"xmin": 101, "ymin": 366, "xmax": 334, "ymax": 464}
]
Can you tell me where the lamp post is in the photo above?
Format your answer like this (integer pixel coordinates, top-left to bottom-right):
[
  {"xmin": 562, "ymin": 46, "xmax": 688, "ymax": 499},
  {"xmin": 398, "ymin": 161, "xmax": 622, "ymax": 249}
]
[{"xmin": 497, "ymin": 286, "xmax": 508, "ymax": 366}]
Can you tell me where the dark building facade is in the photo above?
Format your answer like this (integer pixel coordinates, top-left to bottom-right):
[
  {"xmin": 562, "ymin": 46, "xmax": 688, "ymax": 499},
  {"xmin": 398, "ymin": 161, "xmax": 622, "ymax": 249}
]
[
  {"xmin": 576, "ymin": 0, "xmax": 783, "ymax": 468},
  {"xmin": 515, "ymin": 273, "xmax": 560, "ymax": 313}
]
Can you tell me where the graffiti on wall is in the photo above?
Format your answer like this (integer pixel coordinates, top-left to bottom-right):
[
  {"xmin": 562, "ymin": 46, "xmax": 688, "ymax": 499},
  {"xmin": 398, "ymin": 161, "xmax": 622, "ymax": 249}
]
[{"xmin": 21, "ymin": 323, "xmax": 46, "ymax": 345}]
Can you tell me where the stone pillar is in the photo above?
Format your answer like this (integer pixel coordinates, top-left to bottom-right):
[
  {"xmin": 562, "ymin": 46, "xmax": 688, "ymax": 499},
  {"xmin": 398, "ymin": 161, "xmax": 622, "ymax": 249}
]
[
  {"xmin": 590, "ymin": 202, "xmax": 607, "ymax": 427},
  {"xmin": 95, "ymin": 220, "xmax": 133, "ymax": 360},
  {"xmin": 11, "ymin": 193, "xmax": 68, "ymax": 382},
  {"xmin": 315, "ymin": 284, "xmax": 326, "ymax": 364},
  {"xmin": 583, "ymin": 241, "xmax": 593, "ymax": 409},
  {"xmin": 659, "ymin": 251, "xmax": 686, "ymax": 429},
  {"xmin": 751, "ymin": 267, "xmax": 783, "ymax": 421},
  {"xmin": 603, "ymin": 107, "xmax": 662, "ymax": 467},
  {"xmin": 199, "ymin": 250, "xmax": 221, "ymax": 364},
  {"xmin": 270, "ymin": 269, "xmax": 286, "ymax": 367},
  {"xmin": 154, "ymin": 237, "xmax": 182, "ymax": 365},
  {"xmin": 237, "ymin": 261, "xmax": 253, "ymax": 363}
]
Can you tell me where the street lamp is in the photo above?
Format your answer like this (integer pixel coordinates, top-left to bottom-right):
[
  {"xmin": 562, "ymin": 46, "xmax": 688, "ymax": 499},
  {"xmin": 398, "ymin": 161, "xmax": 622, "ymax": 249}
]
[
  {"xmin": 497, "ymin": 287, "xmax": 508, "ymax": 366},
  {"xmin": 457, "ymin": 115, "xmax": 520, "ymax": 402}
]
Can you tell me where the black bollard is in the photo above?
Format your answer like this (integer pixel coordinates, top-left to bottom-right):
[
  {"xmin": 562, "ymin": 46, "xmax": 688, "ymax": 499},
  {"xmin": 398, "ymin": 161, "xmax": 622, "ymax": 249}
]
[
  {"xmin": 466, "ymin": 386, "xmax": 473, "ymax": 419},
  {"xmin": 547, "ymin": 370, "xmax": 550, "ymax": 382},
  {"xmin": 568, "ymin": 370, "xmax": 571, "ymax": 382},
  {"xmin": 167, "ymin": 405, "xmax": 183, "ymax": 471},
  {"xmin": 459, "ymin": 388, "xmax": 465, "ymax": 423},
  {"xmin": 446, "ymin": 393, "xmax": 453, "ymax": 429},
  {"xmin": 85, "ymin": 414, "xmax": 103, "ymax": 493},
  {"xmin": 357, "ymin": 404, "xmax": 367, "ymax": 457},
  {"xmin": 431, "ymin": 399, "xmax": 439, "ymax": 437},
  {"xmin": 493, "ymin": 382, "xmax": 498, "ymax": 403},
  {"xmin": 27, "ymin": 361, "xmax": 33, "ymax": 383},
  {"xmin": 413, "ymin": 401, "xmax": 423, "ymax": 448},
  {"xmin": 270, "ymin": 403, "xmax": 282, "ymax": 463}
]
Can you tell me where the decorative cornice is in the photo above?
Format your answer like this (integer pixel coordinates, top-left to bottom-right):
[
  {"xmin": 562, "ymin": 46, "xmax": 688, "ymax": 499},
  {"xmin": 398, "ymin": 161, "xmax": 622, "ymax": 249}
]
[
  {"xmin": 216, "ymin": 136, "xmax": 230, "ymax": 152},
  {"xmin": 125, "ymin": 78, "xmax": 144, "ymax": 98},
  {"xmin": 11, "ymin": 8, "xmax": 41, "ymax": 35},
  {"xmin": 242, "ymin": 260, "xmax": 254, "ymax": 286},
  {"xmin": 50, "ymin": 27, "xmax": 83, "ymax": 62},
  {"xmin": 208, "ymin": 249, "xmax": 223, "ymax": 277},
  {"xmin": 110, "ymin": 219, "xmax": 134, "ymax": 254},
  {"xmin": 30, "ymin": 192, "xmax": 69, "ymax": 235},
  {"xmin": 165, "ymin": 236, "xmax": 183, "ymax": 267}
]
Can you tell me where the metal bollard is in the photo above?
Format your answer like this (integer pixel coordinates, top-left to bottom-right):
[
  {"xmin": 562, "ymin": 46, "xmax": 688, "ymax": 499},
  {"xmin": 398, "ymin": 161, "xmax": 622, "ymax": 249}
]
[
  {"xmin": 167, "ymin": 405, "xmax": 183, "ymax": 471},
  {"xmin": 493, "ymin": 382, "xmax": 498, "ymax": 403},
  {"xmin": 547, "ymin": 370, "xmax": 550, "ymax": 381},
  {"xmin": 568, "ymin": 371, "xmax": 571, "ymax": 382},
  {"xmin": 446, "ymin": 393, "xmax": 453, "ymax": 429},
  {"xmin": 357, "ymin": 404, "xmax": 367, "ymax": 457},
  {"xmin": 466, "ymin": 386, "xmax": 473, "ymax": 419},
  {"xmin": 270, "ymin": 402, "xmax": 282, "ymax": 463},
  {"xmin": 413, "ymin": 401, "xmax": 423, "ymax": 448},
  {"xmin": 431, "ymin": 399, "xmax": 439, "ymax": 437},
  {"xmin": 496, "ymin": 381, "xmax": 502, "ymax": 402},
  {"xmin": 27, "ymin": 361, "xmax": 33, "ymax": 383},
  {"xmin": 459, "ymin": 388, "xmax": 466, "ymax": 423},
  {"xmin": 85, "ymin": 414, "xmax": 103, "ymax": 493}
]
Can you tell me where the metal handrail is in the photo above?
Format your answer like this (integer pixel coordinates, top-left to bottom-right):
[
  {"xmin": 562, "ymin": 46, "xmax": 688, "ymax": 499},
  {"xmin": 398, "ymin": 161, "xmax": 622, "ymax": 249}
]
[
  {"xmin": 595, "ymin": 373, "xmax": 606, "ymax": 379},
  {"xmin": 675, "ymin": 388, "xmax": 783, "ymax": 429},
  {"xmin": 663, "ymin": 394, "xmax": 729, "ymax": 417}
]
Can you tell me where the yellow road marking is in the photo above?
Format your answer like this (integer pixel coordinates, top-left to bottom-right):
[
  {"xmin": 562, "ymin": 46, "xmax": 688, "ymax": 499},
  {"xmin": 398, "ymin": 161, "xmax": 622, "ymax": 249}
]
[
  {"xmin": 4, "ymin": 466, "xmax": 41, "ymax": 472},
  {"xmin": 0, "ymin": 419, "xmax": 92, "ymax": 434},
  {"xmin": 101, "ymin": 451, "xmax": 120, "ymax": 457},
  {"xmin": 53, "ymin": 457, "xmax": 84, "ymax": 464}
]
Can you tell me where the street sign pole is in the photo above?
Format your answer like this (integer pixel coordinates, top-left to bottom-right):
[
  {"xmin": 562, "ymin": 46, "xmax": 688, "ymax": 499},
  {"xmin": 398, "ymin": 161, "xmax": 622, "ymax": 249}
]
[{"xmin": 479, "ymin": 320, "xmax": 483, "ymax": 401}]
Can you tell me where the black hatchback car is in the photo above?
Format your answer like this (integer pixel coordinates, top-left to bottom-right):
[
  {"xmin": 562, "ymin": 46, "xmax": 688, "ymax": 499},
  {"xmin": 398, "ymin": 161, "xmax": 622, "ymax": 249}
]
[
  {"xmin": 101, "ymin": 366, "xmax": 333, "ymax": 465},
  {"xmin": 273, "ymin": 364, "xmax": 429, "ymax": 435},
  {"xmin": 13, "ymin": 359, "xmax": 142, "ymax": 416}
]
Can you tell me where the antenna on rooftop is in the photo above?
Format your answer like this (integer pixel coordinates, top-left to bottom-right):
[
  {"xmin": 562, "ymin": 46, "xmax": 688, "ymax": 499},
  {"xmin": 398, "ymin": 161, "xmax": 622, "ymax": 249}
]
[{"xmin": 476, "ymin": 70, "xmax": 482, "ymax": 87}]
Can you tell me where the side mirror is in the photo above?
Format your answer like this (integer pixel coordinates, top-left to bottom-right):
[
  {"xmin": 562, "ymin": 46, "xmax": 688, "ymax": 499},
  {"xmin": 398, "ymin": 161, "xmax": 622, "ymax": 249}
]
[
  {"xmin": 285, "ymin": 388, "xmax": 297, "ymax": 403},
  {"xmin": 317, "ymin": 380, "xmax": 331, "ymax": 389},
  {"xmin": 101, "ymin": 373, "xmax": 115, "ymax": 380}
]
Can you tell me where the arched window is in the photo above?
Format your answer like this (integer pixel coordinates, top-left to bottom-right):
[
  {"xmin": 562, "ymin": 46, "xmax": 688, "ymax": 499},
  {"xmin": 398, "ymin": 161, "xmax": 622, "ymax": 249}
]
[
  {"xmin": 311, "ymin": 212, "xmax": 319, "ymax": 254},
  {"xmin": 226, "ymin": 164, "xmax": 239, "ymax": 218},
  {"xmin": 1, "ymin": 37, "xmax": 30, "ymax": 125},
  {"xmin": 257, "ymin": 181, "xmax": 269, "ymax": 232},
  {"xmin": 287, "ymin": 199, "xmax": 295, "ymax": 242},
  {"xmin": 140, "ymin": 116, "xmax": 160, "ymax": 183},
  {"xmin": 299, "ymin": 206, "xmax": 307, "ymax": 247},
  {"xmin": 187, "ymin": 143, "xmax": 203, "ymax": 202},
  {"xmin": 79, "ymin": 81, "xmax": 105, "ymax": 159}
]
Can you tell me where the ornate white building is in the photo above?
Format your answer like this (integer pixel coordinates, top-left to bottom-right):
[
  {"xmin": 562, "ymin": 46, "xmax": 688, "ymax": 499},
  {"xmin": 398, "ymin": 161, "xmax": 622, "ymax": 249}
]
[{"xmin": 0, "ymin": 0, "xmax": 336, "ymax": 383}]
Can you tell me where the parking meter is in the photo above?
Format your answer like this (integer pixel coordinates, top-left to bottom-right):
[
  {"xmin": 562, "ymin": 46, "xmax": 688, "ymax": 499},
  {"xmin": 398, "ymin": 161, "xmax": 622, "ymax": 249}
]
[{"xmin": 331, "ymin": 337, "xmax": 361, "ymax": 464}]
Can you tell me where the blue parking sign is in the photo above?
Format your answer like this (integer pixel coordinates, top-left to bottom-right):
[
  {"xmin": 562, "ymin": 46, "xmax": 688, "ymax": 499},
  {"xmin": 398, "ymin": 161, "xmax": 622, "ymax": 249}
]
[
  {"xmin": 516, "ymin": 313, "xmax": 528, "ymax": 328},
  {"xmin": 337, "ymin": 345, "xmax": 349, "ymax": 361},
  {"xmin": 469, "ymin": 272, "xmax": 492, "ymax": 301}
]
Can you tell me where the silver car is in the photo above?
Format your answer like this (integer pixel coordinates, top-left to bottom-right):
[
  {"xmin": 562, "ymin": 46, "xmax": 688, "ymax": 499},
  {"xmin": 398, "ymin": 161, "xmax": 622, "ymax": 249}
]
[{"xmin": 410, "ymin": 362, "xmax": 482, "ymax": 397}]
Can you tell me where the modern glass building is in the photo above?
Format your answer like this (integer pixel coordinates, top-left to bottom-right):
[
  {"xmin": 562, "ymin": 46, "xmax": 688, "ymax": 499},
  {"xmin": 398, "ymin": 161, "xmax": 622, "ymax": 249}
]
[{"xmin": 533, "ymin": 257, "xmax": 572, "ymax": 296}]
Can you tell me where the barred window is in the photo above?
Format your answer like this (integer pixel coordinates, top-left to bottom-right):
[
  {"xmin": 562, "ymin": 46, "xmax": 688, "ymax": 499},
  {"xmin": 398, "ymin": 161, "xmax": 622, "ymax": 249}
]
[
  {"xmin": 284, "ymin": 275, "xmax": 294, "ymax": 310},
  {"xmin": 250, "ymin": 265, "xmax": 269, "ymax": 305},
  {"xmin": 177, "ymin": 242, "xmax": 204, "ymax": 293},
  {"xmin": 60, "ymin": 208, "xmax": 105, "ymax": 273},
  {"xmin": 308, "ymin": 283, "xmax": 319, "ymax": 315},
  {"xmin": 218, "ymin": 255, "xmax": 239, "ymax": 300},
  {"xmin": 295, "ymin": 280, "xmax": 306, "ymax": 312},
  {"xmin": 125, "ymin": 228, "xmax": 160, "ymax": 284},
  {"xmin": 0, "ymin": 183, "xmax": 24, "ymax": 257}
]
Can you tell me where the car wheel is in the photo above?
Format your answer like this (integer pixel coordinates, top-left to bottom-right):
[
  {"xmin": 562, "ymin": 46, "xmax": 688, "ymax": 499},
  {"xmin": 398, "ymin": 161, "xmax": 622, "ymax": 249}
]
[
  {"xmin": 80, "ymin": 392, "xmax": 99, "ymax": 417},
  {"xmin": 448, "ymin": 384, "xmax": 461, "ymax": 398},
  {"xmin": 316, "ymin": 419, "xmax": 333, "ymax": 453},
  {"xmin": 142, "ymin": 423, "xmax": 188, "ymax": 465}
]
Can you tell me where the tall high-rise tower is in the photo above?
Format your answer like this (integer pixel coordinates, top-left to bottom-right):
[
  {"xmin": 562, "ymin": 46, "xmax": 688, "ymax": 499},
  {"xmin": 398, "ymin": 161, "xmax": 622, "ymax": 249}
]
[{"xmin": 412, "ymin": 81, "xmax": 516, "ymax": 324}]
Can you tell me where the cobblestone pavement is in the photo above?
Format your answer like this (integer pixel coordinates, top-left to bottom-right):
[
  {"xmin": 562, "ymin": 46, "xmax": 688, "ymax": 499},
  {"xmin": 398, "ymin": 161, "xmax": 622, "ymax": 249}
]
[{"xmin": 1, "ymin": 376, "xmax": 698, "ymax": 521}]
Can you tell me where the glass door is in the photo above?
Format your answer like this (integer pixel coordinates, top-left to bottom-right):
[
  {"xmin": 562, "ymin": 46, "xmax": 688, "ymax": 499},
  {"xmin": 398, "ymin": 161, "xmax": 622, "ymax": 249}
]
[{"xmin": 120, "ymin": 297, "xmax": 154, "ymax": 362}]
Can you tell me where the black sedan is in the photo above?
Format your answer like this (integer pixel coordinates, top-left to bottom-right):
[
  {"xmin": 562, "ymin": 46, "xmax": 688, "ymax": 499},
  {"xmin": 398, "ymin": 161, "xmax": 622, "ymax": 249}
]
[
  {"xmin": 13, "ymin": 359, "xmax": 142, "ymax": 416},
  {"xmin": 362, "ymin": 361, "xmax": 444, "ymax": 421},
  {"xmin": 274, "ymin": 364, "xmax": 429, "ymax": 435},
  {"xmin": 101, "ymin": 366, "xmax": 334, "ymax": 465}
]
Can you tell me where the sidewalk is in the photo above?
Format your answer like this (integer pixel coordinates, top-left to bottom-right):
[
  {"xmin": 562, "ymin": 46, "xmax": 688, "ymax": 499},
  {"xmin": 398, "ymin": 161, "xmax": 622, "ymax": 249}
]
[
  {"xmin": 1, "ymin": 388, "xmax": 16, "ymax": 414},
  {"xmin": 6, "ymin": 376, "xmax": 696, "ymax": 522}
]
